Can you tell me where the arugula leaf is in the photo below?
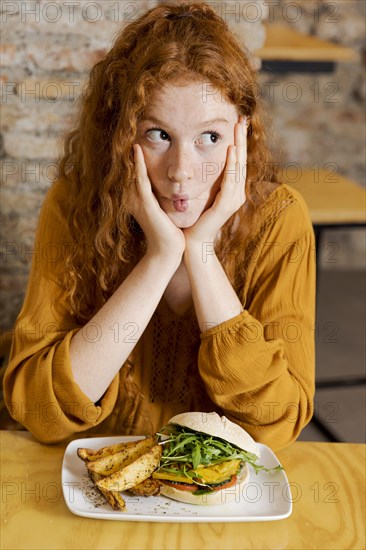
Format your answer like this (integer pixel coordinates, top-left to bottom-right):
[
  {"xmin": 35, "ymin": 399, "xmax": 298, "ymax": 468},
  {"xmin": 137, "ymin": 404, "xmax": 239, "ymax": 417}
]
[
  {"xmin": 192, "ymin": 442, "xmax": 201, "ymax": 469},
  {"xmin": 156, "ymin": 424, "xmax": 283, "ymax": 484}
]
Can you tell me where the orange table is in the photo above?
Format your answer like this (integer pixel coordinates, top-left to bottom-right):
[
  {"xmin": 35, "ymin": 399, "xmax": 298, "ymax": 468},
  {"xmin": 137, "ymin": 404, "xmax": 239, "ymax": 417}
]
[{"xmin": 1, "ymin": 431, "xmax": 365, "ymax": 549}]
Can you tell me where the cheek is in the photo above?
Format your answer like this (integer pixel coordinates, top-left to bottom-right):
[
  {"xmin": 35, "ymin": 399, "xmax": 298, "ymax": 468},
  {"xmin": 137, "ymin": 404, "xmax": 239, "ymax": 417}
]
[
  {"xmin": 140, "ymin": 143, "xmax": 228, "ymax": 191},
  {"xmin": 139, "ymin": 148, "xmax": 163, "ymax": 186},
  {"xmin": 202, "ymin": 148, "xmax": 228, "ymax": 187}
]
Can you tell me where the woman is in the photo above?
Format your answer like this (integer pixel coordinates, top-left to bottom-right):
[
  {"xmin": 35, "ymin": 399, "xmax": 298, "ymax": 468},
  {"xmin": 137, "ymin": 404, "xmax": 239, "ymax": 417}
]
[{"xmin": 3, "ymin": 2, "xmax": 315, "ymax": 448}]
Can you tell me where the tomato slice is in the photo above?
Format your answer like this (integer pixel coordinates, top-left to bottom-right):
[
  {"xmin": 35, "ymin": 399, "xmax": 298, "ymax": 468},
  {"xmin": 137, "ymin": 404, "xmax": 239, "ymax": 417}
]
[
  {"xmin": 214, "ymin": 475, "xmax": 237, "ymax": 491},
  {"xmin": 162, "ymin": 475, "xmax": 238, "ymax": 493}
]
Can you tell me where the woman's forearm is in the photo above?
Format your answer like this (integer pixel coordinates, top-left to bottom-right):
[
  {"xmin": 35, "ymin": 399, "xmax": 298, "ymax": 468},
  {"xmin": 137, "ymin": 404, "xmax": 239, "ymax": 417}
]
[
  {"xmin": 69, "ymin": 251, "xmax": 181, "ymax": 402},
  {"xmin": 184, "ymin": 242, "xmax": 243, "ymax": 332}
]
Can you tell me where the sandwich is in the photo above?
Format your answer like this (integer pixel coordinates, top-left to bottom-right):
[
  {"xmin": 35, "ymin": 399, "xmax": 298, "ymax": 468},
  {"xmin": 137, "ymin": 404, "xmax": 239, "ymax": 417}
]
[{"xmin": 153, "ymin": 411, "xmax": 271, "ymax": 505}]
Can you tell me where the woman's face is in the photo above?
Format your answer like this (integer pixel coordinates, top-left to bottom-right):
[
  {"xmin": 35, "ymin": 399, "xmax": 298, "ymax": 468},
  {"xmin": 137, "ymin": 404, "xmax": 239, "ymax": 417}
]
[{"xmin": 135, "ymin": 80, "xmax": 240, "ymax": 228}]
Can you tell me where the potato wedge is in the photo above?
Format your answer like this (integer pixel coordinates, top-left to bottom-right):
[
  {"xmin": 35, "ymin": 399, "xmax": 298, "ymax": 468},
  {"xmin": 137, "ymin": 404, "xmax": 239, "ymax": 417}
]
[
  {"xmin": 96, "ymin": 444, "xmax": 162, "ymax": 492},
  {"xmin": 128, "ymin": 477, "xmax": 161, "ymax": 497},
  {"xmin": 77, "ymin": 439, "xmax": 139, "ymax": 462},
  {"xmin": 87, "ymin": 466, "xmax": 126, "ymax": 511},
  {"xmin": 110, "ymin": 490, "xmax": 126, "ymax": 510},
  {"xmin": 87, "ymin": 437, "xmax": 156, "ymax": 475}
]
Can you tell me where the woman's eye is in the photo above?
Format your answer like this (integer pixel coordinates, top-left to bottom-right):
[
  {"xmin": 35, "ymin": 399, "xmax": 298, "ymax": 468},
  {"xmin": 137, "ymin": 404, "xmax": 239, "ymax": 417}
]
[
  {"xmin": 146, "ymin": 128, "xmax": 170, "ymax": 142},
  {"xmin": 199, "ymin": 131, "xmax": 222, "ymax": 145},
  {"xmin": 145, "ymin": 128, "xmax": 222, "ymax": 145}
]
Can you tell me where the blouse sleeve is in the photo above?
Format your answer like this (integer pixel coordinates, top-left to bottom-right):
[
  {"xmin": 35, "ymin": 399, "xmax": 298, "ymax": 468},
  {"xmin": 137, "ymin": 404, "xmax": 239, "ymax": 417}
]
[
  {"xmin": 3, "ymin": 181, "xmax": 120, "ymax": 443},
  {"xmin": 198, "ymin": 192, "xmax": 316, "ymax": 451}
]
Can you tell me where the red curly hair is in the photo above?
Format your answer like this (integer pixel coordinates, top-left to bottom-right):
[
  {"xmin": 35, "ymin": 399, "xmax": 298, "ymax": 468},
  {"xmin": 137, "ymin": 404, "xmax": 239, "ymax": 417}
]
[{"xmin": 57, "ymin": 1, "xmax": 280, "ymax": 323}]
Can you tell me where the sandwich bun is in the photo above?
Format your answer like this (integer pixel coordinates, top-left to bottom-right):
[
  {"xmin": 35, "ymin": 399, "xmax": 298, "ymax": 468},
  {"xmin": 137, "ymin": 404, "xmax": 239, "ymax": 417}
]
[
  {"xmin": 159, "ymin": 412, "xmax": 260, "ymax": 506},
  {"xmin": 168, "ymin": 411, "xmax": 259, "ymax": 457}
]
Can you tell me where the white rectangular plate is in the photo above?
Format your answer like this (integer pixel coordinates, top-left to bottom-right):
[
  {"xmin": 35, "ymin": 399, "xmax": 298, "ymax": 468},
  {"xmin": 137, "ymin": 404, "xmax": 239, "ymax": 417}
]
[{"xmin": 62, "ymin": 436, "xmax": 292, "ymax": 522}]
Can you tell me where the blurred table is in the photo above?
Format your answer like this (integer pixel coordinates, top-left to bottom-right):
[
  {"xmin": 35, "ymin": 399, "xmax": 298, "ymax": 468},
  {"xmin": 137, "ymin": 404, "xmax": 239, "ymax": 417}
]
[
  {"xmin": 280, "ymin": 167, "xmax": 365, "ymax": 287},
  {"xmin": 282, "ymin": 168, "xmax": 366, "ymax": 226},
  {"xmin": 257, "ymin": 23, "xmax": 359, "ymax": 73},
  {"xmin": 1, "ymin": 431, "xmax": 365, "ymax": 550}
]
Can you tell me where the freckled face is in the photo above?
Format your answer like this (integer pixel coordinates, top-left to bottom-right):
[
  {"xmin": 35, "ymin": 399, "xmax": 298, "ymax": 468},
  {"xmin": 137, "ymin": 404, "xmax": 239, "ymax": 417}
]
[{"xmin": 135, "ymin": 80, "xmax": 240, "ymax": 228}]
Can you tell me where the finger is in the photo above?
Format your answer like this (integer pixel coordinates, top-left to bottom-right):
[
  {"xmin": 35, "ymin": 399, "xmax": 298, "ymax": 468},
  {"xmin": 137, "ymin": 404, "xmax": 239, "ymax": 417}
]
[
  {"xmin": 222, "ymin": 141, "xmax": 247, "ymax": 209},
  {"xmin": 233, "ymin": 118, "xmax": 247, "ymax": 204},
  {"xmin": 133, "ymin": 144, "xmax": 148, "ymax": 182},
  {"xmin": 133, "ymin": 144, "xmax": 146, "ymax": 179},
  {"xmin": 221, "ymin": 145, "xmax": 238, "ymax": 194},
  {"xmin": 133, "ymin": 144, "xmax": 152, "ymax": 200},
  {"xmin": 235, "ymin": 117, "xmax": 247, "ymax": 181}
]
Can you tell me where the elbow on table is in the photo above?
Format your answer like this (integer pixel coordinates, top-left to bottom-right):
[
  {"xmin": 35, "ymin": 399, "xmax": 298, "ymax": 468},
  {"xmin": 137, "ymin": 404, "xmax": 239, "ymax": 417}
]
[
  {"xmin": 3, "ymin": 404, "xmax": 77, "ymax": 445},
  {"xmin": 257, "ymin": 402, "xmax": 313, "ymax": 451},
  {"xmin": 29, "ymin": 428, "xmax": 73, "ymax": 445},
  {"xmin": 3, "ymin": 386, "xmax": 80, "ymax": 445}
]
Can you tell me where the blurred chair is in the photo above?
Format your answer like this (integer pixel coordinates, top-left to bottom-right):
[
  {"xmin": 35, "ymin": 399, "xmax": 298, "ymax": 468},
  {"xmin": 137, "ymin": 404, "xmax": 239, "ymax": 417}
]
[{"xmin": 280, "ymin": 167, "xmax": 366, "ymax": 441}]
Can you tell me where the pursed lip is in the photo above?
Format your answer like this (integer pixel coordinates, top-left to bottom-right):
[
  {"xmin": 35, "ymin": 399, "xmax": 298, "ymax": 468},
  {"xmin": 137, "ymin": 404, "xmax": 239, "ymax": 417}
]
[{"xmin": 171, "ymin": 193, "xmax": 189, "ymax": 201}]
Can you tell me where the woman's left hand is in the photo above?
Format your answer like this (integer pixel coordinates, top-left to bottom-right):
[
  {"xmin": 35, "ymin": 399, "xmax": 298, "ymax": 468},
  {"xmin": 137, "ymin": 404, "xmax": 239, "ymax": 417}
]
[{"xmin": 183, "ymin": 115, "xmax": 247, "ymax": 245}]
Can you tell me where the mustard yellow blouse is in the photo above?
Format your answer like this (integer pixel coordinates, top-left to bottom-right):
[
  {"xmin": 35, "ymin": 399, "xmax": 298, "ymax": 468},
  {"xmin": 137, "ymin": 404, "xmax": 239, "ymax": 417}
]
[{"xmin": 3, "ymin": 180, "xmax": 316, "ymax": 450}]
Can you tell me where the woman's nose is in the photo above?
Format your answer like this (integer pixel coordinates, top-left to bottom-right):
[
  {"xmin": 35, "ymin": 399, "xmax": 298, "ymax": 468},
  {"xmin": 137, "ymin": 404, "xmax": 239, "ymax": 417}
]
[{"xmin": 167, "ymin": 146, "xmax": 194, "ymax": 183}]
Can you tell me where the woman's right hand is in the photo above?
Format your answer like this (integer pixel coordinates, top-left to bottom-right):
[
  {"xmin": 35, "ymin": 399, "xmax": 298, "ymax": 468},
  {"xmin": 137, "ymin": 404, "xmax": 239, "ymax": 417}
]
[{"xmin": 129, "ymin": 144, "xmax": 185, "ymax": 260}]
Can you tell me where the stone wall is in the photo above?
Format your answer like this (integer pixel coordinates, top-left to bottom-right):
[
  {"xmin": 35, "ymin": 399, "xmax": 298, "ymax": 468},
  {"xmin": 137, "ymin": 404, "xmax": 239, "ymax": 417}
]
[
  {"xmin": 1, "ymin": 0, "xmax": 365, "ymax": 330},
  {"xmin": 258, "ymin": 0, "xmax": 365, "ymax": 273}
]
